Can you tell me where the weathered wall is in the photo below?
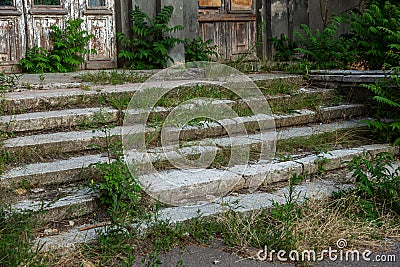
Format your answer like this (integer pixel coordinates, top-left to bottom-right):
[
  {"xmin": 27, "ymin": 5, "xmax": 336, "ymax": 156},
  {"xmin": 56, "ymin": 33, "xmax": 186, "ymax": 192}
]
[
  {"xmin": 308, "ymin": 0, "xmax": 363, "ymax": 34},
  {"xmin": 270, "ymin": 0, "xmax": 363, "ymax": 40},
  {"xmin": 120, "ymin": 0, "xmax": 198, "ymax": 65}
]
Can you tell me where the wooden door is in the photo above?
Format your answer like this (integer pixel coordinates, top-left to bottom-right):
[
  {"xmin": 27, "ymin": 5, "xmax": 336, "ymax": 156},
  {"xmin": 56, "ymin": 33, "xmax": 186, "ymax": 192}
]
[
  {"xmin": 0, "ymin": 0, "xmax": 25, "ymax": 71},
  {"xmin": 78, "ymin": 0, "xmax": 116, "ymax": 69},
  {"xmin": 198, "ymin": 0, "xmax": 257, "ymax": 60},
  {"xmin": 0, "ymin": 0, "xmax": 115, "ymax": 71},
  {"xmin": 25, "ymin": 0, "xmax": 70, "ymax": 52}
]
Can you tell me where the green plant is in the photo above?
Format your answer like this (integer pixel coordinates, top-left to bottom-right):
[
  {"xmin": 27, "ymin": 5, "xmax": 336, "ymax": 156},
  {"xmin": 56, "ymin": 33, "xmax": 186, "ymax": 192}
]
[
  {"xmin": 271, "ymin": 34, "xmax": 298, "ymax": 61},
  {"xmin": 0, "ymin": 72, "xmax": 21, "ymax": 92},
  {"xmin": 184, "ymin": 37, "xmax": 218, "ymax": 62},
  {"xmin": 79, "ymin": 70, "xmax": 149, "ymax": 85},
  {"xmin": 118, "ymin": 6, "xmax": 184, "ymax": 69},
  {"xmin": 91, "ymin": 130, "xmax": 142, "ymax": 226},
  {"xmin": 0, "ymin": 206, "xmax": 46, "ymax": 266},
  {"xmin": 19, "ymin": 19, "xmax": 95, "ymax": 73},
  {"xmin": 295, "ymin": 16, "xmax": 352, "ymax": 69},
  {"xmin": 347, "ymin": 1, "xmax": 400, "ymax": 69},
  {"xmin": 363, "ymin": 67, "xmax": 400, "ymax": 145},
  {"xmin": 347, "ymin": 152, "xmax": 400, "ymax": 222},
  {"xmin": 315, "ymin": 155, "xmax": 331, "ymax": 175},
  {"xmin": 269, "ymin": 174, "xmax": 304, "ymax": 250}
]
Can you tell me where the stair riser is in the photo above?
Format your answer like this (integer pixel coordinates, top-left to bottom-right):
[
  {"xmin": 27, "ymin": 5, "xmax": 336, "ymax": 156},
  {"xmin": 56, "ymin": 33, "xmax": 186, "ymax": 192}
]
[
  {"xmin": 2, "ymin": 105, "xmax": 365, "ymax": 166},
  {"xmin": 0, "ymin": 124, "xmax": 373, "ymax": 190}
]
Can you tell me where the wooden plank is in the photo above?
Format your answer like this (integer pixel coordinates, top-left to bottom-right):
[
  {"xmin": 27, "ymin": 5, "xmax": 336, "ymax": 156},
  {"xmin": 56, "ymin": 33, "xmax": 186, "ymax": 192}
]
[
  {"xmin": 198, "ymin": 14, "xmax": 256, "ymax": 22},
  {"xmin": 199, "ymin": 0, "xmax": 221, "ymax": 7},
  {"xmin": 231, "ymin": 0, "xmax": 252, "ymax": 11}
]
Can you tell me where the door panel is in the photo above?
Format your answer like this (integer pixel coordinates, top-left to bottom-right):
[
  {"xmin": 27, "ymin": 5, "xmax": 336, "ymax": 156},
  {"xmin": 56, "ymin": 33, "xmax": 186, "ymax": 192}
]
[
  {"xmin": 200, "ymin": 22, "xmax": 224, "ymax": 58},
  {"xmin": 0, "ymin": 19, "xmax": 18, "ymax": 61},
  {"xmin": 199, "ymin": 0, "xmax": 221, "ymax": 7},
  {"xmin": 198, "ymin": 0, "xmax": 256, "ymax": 60},
  {"xmin": 0, "ymin": 0, "xmax": 25, "ymax": 70},
  {"xmin": 80, "ymin": 0, "xmax": 116, "ymax": 69},
  {"xmin": 231, "ymin": 0, "xmax": 252, "ymax": 11},
  {"xmin": 25, "ymin": 0, "xmax": 70, "ymax": 52}
]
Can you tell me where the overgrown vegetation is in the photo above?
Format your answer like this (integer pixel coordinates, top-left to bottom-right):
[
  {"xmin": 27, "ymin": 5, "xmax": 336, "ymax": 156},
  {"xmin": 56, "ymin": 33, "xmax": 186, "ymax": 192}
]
[
  {"xmin": 118, "ymin": 6, "xmax": 183, "ymax": 70},
  {"xmin": 79, "ymin": 70, "xmax": 149, "ymax": 85},
  {"xmin": 295, "ymin": 16, "xmax": 351, "ymax": 69},
  {"xmin": 276, "ymin": 1, "xmax": 400, "ymax": 71},
  {"xmin": 184, "ymin": 37, "xmax": 218, "ymax": 62},
  {"xmin": 0, "ymin": 207, "xmax": 45, "ymax": 266},
  {"xmin": 19, "ymin": 19, "xmax": 94, "ymax": 73},
  {"xmin": 347, "ymin": 152, "xmax": 400, "ymax": 222},
  {"xmin": 363, "ymin": 68, "xmax": 400, "ymax": 145},
  {"xmin": 271, "ymin": 34, "xmax": 298, "ymax": 62}
]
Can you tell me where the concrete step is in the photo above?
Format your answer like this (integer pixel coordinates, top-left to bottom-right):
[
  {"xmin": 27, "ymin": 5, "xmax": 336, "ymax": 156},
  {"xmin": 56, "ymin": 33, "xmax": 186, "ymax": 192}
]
[
  {"xmin": 9, "ymin": 186, "xmax": 97, "ymax": 225},
  {"xmin": 35, "ymin": 178, "xmax": 353, "ymax": 250},
  {"xmin": 134, "ymin": 144, "xmax": 399, "ymax": 206},
  {"xmin": 1, "ymin": 154, "xmax": 109, "ymax": 188},
  {"xmin": 2, "ymin": 104, "xmax": 365, "ymax": 160},
  {"xmin": 0, "ymin": 107, "xmax": 120, "ymax": 133},
  {"xmin": 0, "ymin": 115, "xmax": 384, "ymax": 191},
  {"xmin": 4, "ymin": 73, "xmax": 303, "ymax": 114},
  {"xmin": 2, "ymin": 87, "xmax": 336, "ymax": 133},
  {"xmin": 8, "ymin": 143, "xmax": 397, "ymax": 228},
  {"xmin": 308, "ymin": 70, "xmax": 398, "ymax": 88}
]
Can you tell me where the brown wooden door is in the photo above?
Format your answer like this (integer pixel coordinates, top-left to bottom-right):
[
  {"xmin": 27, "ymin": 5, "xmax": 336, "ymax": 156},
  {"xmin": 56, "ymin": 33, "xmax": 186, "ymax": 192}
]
[{"xmin": 198, "ymin": 0, "xmax": 257, "ymax": 61}]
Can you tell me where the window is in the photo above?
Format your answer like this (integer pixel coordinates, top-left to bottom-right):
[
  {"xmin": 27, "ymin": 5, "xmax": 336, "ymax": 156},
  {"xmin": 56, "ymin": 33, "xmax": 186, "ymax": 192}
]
[
  {"xmin": 34, "ymin": 0, "xmax": 60, "ymax": 5},
  {"xmin": 88, "ymin": 0, "xmax": 105, "ymax": 7},
  {"xmin": 0, "ymin": 0, "xmax": 13, "ymax": 6}
]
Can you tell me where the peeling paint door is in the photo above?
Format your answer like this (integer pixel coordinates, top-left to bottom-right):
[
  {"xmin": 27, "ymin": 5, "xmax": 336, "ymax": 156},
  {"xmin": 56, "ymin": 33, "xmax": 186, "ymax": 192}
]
[
  {"xmin": 0, "ymin": 0, "xmax": 116, "ymax": 71},
  {"xmin": 0, "ymin": 0, "xmax": 25, "ymax": 71},
  {"xmin": 198, "ymin": 0, "xmax": 256, "ymax": 60},
  {"xmin": 25, "ymin": 0, "xmax": 69, "ymax": 52},
  {"xmin": 78, "ymin": 0, "xmax": 116, "ymax": 69}
]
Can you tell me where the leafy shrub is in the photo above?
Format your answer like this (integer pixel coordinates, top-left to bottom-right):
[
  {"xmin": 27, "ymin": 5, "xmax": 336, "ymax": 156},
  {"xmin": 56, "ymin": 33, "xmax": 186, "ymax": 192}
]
[
  {"xmin": 184, "ymin": 37, "xmax": 218, "ymax": 62},
  {"xmin": 271, "ymin": 34, "xmax": 298, "ymax": 61},
  {"xmin": 347, "ymin": 152, "xmax": 400, "ymax": 222},
  {"xmin": 118, "ymin": 6, "xmax": 183, "ymax": 70},
  {"xmin": 19, "ymin": 19, "xmax": 94, "ymax": 73},
  {"xmin": 295, "ymin": 16, "xmax": 352, "ymax": 69},
  {"xmin": 363, "ymin": 67, "xmax": 400, "ymax": 145},
  {"xmin": 347, "ymin": 1, "xmax": 400, "ymax": 69}
]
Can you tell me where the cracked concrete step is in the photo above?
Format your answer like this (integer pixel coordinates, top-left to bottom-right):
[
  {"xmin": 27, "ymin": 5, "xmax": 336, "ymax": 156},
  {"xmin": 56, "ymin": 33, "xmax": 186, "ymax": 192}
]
[
  {"xmin": 8, "ymin": 143, "xmax": 397, "ymax": 227},
  {"xmin": 308, "ymin": 70, "xmax": 398, "ymax": 88},
  {"xmin": 9, "ymin": 186, "xmax": 97, "ymax": 225},
  {"xmin": 2, "ymin": 104, "xmax": 366, "ymax": 158},
  {"xmin": 1, "ymin": 154, "xmax": 110, "ymax": 188},
  {"xmin": 132, "ymin": 144, "xmax": 399, "ymax": 206},
  {"xmin": 0, "ymin": 120, "xmax": 365, "ymax": 188},
  {"xmin": 35, "ymin": 178, "xmax": 353, "ymax": 250},
  {"xmin": 4, "ymin": 73, "xmax": 302, "ymax": 114},
  {"xmin": 0, "ymin": 107, "xmax": 120, "ymax": 133},
  {"xmin": 127, "ymin": 120, "xmax": 365, "ymax": 172}
]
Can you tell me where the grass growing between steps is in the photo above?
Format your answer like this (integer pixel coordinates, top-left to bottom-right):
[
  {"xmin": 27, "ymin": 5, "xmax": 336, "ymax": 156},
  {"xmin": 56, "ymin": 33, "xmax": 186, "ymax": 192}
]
[
  {"xmin": 276, "ymin": 128, "xmax": 375, "ymax": 157},
  {"xmin": 0, "ymin": 207, "xmax": 46, "ymax": 266},
  {"xmin": 79, "ymin": 70, "xmax": 150, "ymax": 85},
  {"xmin": 42, "ymin": 153, "xmax": 400, "ymax": 266}
]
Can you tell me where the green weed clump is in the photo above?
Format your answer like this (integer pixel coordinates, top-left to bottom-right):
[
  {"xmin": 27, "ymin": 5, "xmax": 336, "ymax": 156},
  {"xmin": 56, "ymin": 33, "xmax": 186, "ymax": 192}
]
[
  {"xmin": 19, "ymin": 19, "xmax": 95, "ymax": 73},
  {"xmin": 0, "ymin": 207, "xmax": 46, "ymax": 266},
  {"xmin": 118, "ymin": 6, "xmax": 183, "ymax": 70},
  {"xmin": 347, "ymin": 152, "xmax": 400, "ymax": 222}
]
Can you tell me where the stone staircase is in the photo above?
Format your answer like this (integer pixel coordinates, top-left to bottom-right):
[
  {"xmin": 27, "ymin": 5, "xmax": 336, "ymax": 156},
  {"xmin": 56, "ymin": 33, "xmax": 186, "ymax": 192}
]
[{"xmin": 0, "ymin": 69, "xmax": 397, "ymax": 249}]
